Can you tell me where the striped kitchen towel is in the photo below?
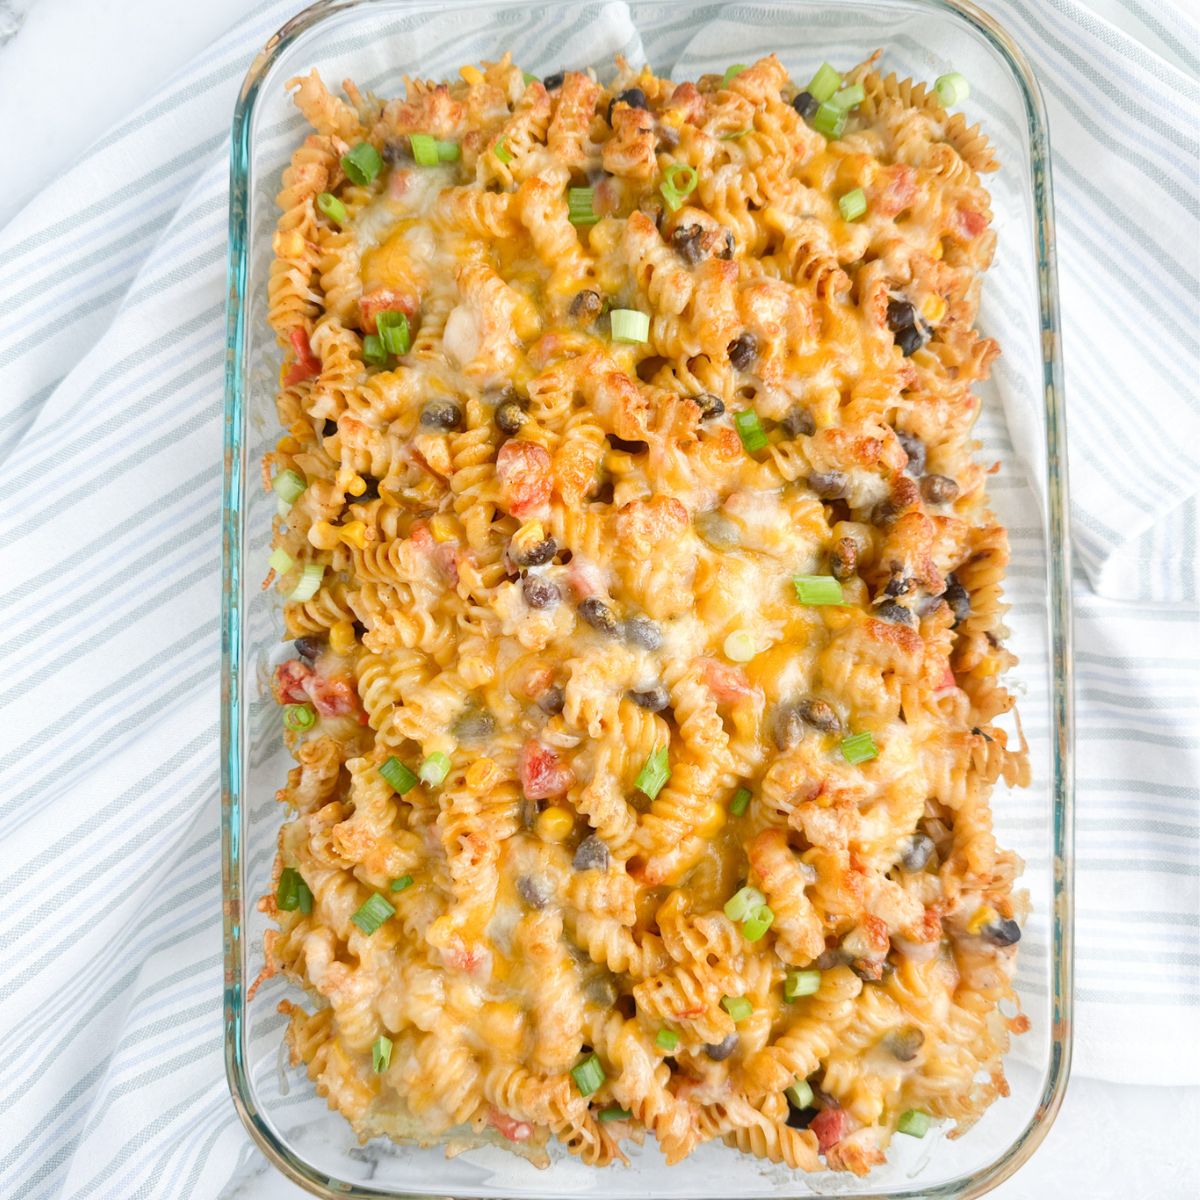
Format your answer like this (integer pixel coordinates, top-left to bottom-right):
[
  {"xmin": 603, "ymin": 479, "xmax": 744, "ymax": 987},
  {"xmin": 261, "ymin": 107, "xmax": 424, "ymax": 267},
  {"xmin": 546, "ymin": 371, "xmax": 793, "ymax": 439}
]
[{"xmin": 0, "ymin": 1, "xmax": 1195, "ymax": 1197}]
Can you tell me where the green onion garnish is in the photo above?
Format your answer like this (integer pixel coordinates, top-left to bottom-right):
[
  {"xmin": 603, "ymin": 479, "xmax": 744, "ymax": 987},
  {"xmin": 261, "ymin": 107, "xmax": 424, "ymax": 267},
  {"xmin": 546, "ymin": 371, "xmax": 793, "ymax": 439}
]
[
  {"xmin": 268, "ymin": 547, "xmax": 294, "ymax": 574},
  {"xmin": 288, "ymin": 563, "xmax": 324, "ymax": 602},
  {"xmin": 494, "ymin": 136, "xmax": 513, "ymax": 164},
  {"xmin": 660, "ymin": 162, "xmax": 698, "ymax": 212},
  {"xmin": 372, "ymin": 1034, "xmax": 393, "ymax": 1072},
  {"xmin": 568, "ymin": 186, "xmax": 600, "ymax": 226},
  {"xmin": 784, "ymin": 969, "xmax": 822, "ymax": 1000},
  {"xmin": 723, "ymin": 630, "xmax": 757, "ymax": 662},
  {"xmin": 730, "ymin": 787, "xmax": 751, "ymax": 817},
  {"xmin": 341, "ymin": 142, "xmax": 383, "ymax": 187},
  {"xmin": 351, "ymin": 891, "xmax": 395, "ymax": 935},
  {"xmin": 409, "ymin": 134, "xmax": 440, "ymax": 166},
  {"xmin": 598, "ymin": 1104, "xmax": 631, "ymax": 1121},
  {"xmin": 377, "ymin": 310, "xmax": 411, "ymax": 356},
  {"xmin": 419, "ymin": 751, "xmax": 452, "ymax": 786},
  {"xmin": 792, "ymin": 575, "xmax": 844, "ymax": 605},
  {"xmin": 634, "ymin": 745, "xmax": 671, "ymax": 799},
  {"xmin": 898, "ymin": 1109, "xmax": 932, "ymax": 1138},
  {"xmin": 276, "ymin": 495, "xmax": 293, "ymax": 518},
  {"xmin": 276, "ymin": 867, "xmax": 304, "ymax": 911},
  {"xmin": 741, "ymin": 904, "xmax": 774, "ymax": 942},
  {"xmin": 436, "ymin": 139, "xmax": 461, "ymax": 162},
  {"xmin": 721, "ymin": 995, "xmax": 753, "ymax": 1022},
  {"xmin": 523, "ymin": 71, "xmax": 539, "ymax": 85},
  {"xmin": 721, "ymin": 64, "xmax": 748, "ymax": 87},
  {"xmin": 390, "ymin": 874, "xmax": 414, "ymax": 892},
  {"xmin": 934, "ymin": 71, "xmax": 969, "ymax": 107},
  {"xmin": 839, "ymin": 187, "xmax": 867, "ymax": 222},
  {"xmin": 362, "ymin": 333, "xmax": 388, "ymax": 366},
  {"xmin": 841, "ymin": 731, "xmax": 878, "ymax": 765},
  {"xmin": 655, "ymin": 1028, "xmax": 679, "ymax": 1052},
  {"xmin": 734, "ymin": 409, "xmax": 768, "ymax": 453},
  {"xmin": 272, "ymin": 469, "xmax": 306, "ymax": 504},
  {"xmin": 283, "ymin": 703, "xmax": 316, "ymax": 732},
  {"xmin": 571, "ymin": 1052, "xmax": 606, "ymax": 1096},
  {"xmin": 829, "ymin": 82, "xmax": 865, "ymax": 111},
  {"xmin": 610, "ymin": 309, "xmax": 650, "ymax": 343},
  {"xmin": 718, "ymin": 128, "xmax": 752, "ymax": 140},
  {"xmin": 812, "ymin": 101, "xmax": 847, "ymax": 138},
  {"xmin": 807, "ymin": 63, "xmax": 842, "ymax": 103},
  {"xmin": 785, "ymin": 1079, "xmax": 814, "ymax": 1109},
  {"xmin": 724, "ymin": 885, "xmax": 766, "ymax": 923},
  {"xmin": 379, "ymin": 756, "xmax": 419, "ymax": 794},
  {"xmin": 316, "ymin": 192, "xmax": 348, "ymax": 226}
]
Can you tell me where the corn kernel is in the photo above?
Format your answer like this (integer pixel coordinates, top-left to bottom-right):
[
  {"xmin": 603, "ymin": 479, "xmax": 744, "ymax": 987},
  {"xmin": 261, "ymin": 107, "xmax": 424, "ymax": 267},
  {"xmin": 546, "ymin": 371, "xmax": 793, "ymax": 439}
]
[
  {"xmin": 309, "ymin": 520, "xmax": 341, "ymax": 550},
  {"xmin": 460, "ymin": 64, "xmax": 485, "ymax": 86},
  {"xmin": 695, "ymin": 801, "xmax": 727, "ymax": 840},
  {"xmin": 823, "ymin": 607, "xmax": 855, "ymax": 631},
  {"xmin": 536, "ymin": 806, "xmax": 575, "ymax": 843},
  {"xmin": 430, "ymin": 513, "xmax": 460, "ymax": 543},
  {"xmin": 967, "ymin": 905, "xmax": 997, "ymax": 935},
  {"xmin": 466, "ymin": 758, "xmax": 499, "ymax": 790},
  {"xmin": 276, "ymin": 435, "xmax": 301, "ymax": 455},
  {"xmin": 338, "ymin": 520, "xmax": 368, "ymax": 550},
  {"xmin": 921, "ymin": 295, "xmax": 947, "ymax": 324},
  {"xmin": 345, "ymin": 474, "xmax": 366, "ymax": 497},
  {"xmin": 329, "ymin": 619, "xmax": 357, "ymax": 656},
  {"xmin": 930, "ymin": 239, "xmax": 944, "ymax": 261}
]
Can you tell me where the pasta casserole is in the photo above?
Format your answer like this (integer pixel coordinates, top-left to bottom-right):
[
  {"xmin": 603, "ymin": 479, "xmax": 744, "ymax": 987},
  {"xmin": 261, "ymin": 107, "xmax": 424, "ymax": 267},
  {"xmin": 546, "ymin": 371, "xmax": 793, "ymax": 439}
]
[{"xmin": 259, "ymin": 50, "xmax": 1030, "ymax": 1175}]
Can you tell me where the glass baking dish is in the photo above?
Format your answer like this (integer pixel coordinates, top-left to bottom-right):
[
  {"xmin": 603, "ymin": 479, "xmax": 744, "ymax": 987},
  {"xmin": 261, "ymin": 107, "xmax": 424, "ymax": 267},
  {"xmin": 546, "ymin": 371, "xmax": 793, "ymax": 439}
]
[{"xmin": 220, "ymin": 0, "xmax": 1074, "ymax": 1195}]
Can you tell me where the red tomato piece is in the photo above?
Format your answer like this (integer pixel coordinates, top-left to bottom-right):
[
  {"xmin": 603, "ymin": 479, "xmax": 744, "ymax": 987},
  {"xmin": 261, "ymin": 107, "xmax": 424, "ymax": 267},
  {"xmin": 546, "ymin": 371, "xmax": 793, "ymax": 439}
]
[
  {"xmin": 496, "ymin": 441, "xmax": 552, "ymax": 518},
  {"xmin": 871, "ymin": 164, "xmax": 917, "ymax": 217},
  {"xmin": 359, "ymin": 287, "xmax": 419, "ymax": 334},
  {"xmin": 441, "ymin": 936, "xmax": 491, "ymax": 975},
  {"xmin": 810, "ymin": 1107, "xmax": 850, "ymax": 1153},
  {"xmin": 955, "ymin": 206, "xmax": 988, "ymax": 239},
  {"xmin": 274, "ymin": 659, "xmax": 313, "ymax": 704},
  {"xmin": 488, "ymin": 1107, "xmax": 533, "ymax": 1142},
  {"xmin": 283, "ymin": 327, "xmax": 322, "ymax": 385},
  {"xmin": 702, "ymin": 658, "xmax": 754, "ymax": 703},
  {"xmin": 304, "ymin": 674, "xmax": 363, "ymax": 720},
  {"xmin": 519, "ymin": 741, "xmax": 575, "ymax": 800}
]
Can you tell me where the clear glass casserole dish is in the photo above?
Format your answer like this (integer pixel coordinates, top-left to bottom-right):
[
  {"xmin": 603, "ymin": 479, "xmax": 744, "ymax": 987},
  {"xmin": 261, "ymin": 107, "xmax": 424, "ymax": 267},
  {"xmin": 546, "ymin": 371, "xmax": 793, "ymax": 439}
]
[{"xmin": 220, "ymin": 1, "xmax": 1074, "ymax": 1196}]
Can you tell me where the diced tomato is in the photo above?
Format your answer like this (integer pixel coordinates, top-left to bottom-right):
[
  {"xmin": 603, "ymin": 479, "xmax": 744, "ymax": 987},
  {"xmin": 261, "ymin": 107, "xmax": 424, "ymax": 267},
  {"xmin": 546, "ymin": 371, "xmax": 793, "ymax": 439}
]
[
  {"xmin": 810, "ymin": 1107, "xmax": 850, "ymax": 1153},
  {"xmin": 954, "ymin": 206, "xmax": 988, "ymax": 239},
  {"xmin": 358, "ymin": 287, "xmax": 419, "ymax": 334},
  {"xmin": 441, "ymin": 936, "xmax": 491, "ymax": 975},
  {"xmin": 274, "ymin": 659, "xmax": 313, "ymax": 704},
  {"xmin": 387, "ymin": 169, "xmax": 412, "ymax": 200},
  {"xmin": 304, "ymin": 674, "xmax": 362, "ymax": 720},
  {"xmin": 701, "ymin": 658, "xmax": 754, "ymax": 703},
  {"xmin": 496, "ymin": 440, "xmax": 552, "ymax": 518},
  {"xmin": 871, "ymin": 164, "xmax": 917, "ymax": 218},
  {"xmin": 519, "ymin": 741, "xmax": 576, "ymax": 800},
  {"xmin": 488, "ymin": 1107, "xmax": 533, "ymax": 1143},
  {"xmin": 283, "ymin": 327, "xmax": 322, "ymax": 385},
  {"xmin": 565, "ymin": 558, "xmax": 606, "ymax": 600}
]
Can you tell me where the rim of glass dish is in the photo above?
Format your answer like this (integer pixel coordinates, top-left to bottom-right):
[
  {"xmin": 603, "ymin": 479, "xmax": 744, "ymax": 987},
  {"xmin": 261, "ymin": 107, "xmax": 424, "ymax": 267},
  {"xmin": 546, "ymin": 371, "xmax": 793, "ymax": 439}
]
[{"xmin": 220, "ymin": 2, "xmax": 1075, "ymax": 1196}]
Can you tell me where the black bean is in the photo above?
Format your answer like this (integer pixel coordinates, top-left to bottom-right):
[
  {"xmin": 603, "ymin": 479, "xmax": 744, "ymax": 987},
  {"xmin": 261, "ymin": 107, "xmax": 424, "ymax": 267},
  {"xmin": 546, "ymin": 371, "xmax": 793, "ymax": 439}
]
[
  {"xmin": 808, "ymin": 470, "xmax": 847, "ymax": 499},
  {"xmin": 671, "ymin": 224, "xmax": 706, "ymax": 265},
  {"xmin": 786, "ymin": 1104, "xmax": 818, "ymax": 1130},
  {"xmin": 695, "ymin": 510, "xmax": 740, "ymax": 548},
  {"xmin": 871, "ymin": 498, "xmax": 899, "ymax": 528},
  {"xmin": 884, "ymin": 574, "xmax": 914, "ymax": 597},
  {"xmin": 921, "ymin": 474, "xmax": 960, "ymax": 504},
  {"xmin": 895, "ymin": 323, "xmax": 927, "ymax": 356},
  {"xmin": 517, "ymin": 874, "xmax": 552, "ymax": 909},
  {"xmin": 607, "ymin": 87, "xmax": 648, "ymax": 124},
  {"xmin": 982, "ymin": 917, "xmax": 1022, "ymax": 947},
  {"xmin": 830, "ymin": 536, "xmax": 858, "ymax": 580},
  {"xmin": 717, "ymin": 229, "xmax": 735, "ymax": 260},
  {"xmin": 511, "ymin": 535, "xmax": 557, "ymax": 567},
  {"xmin": 453, "ymin": 709, "xmax": 496, "ymax": 741},
  {"xmin": 884, "ymin": 1025, "xmax": 925, "ymax": 1062},
  {"xmin": 704, "ymin": 1033, "xmax": 738, "ymax": 1061},
  {"xmin": 943, "ymin": 574, "xmax": 971, "ymax": 626},
  {"xmin": 875, "ymin": 601, "xmax": 915, "ymax": 626},
  {"xmin": 381, "ymin": 139, "xmax": 411, "ymax": 165},
  {"xmin": 886, "ymin": 298, "xmax": 918, "ymax": 333},
  {"xmin": 624, "ymin": 614, "xmax": 663, "ymax": 650},
  {"xmin": 523, "ymin": 575, "xmax": 560, "ymax": 609},
  {"xmin": 350, "ymin": 475, "xmax": 381, "ymax": 502},
  {"xmin": 420, "ymin": 399, "xmax": 464, "ymax": 430},
  {"xmin": 322, "ymin": 418, "xmax": 338, "ymax": 437},
  {"xmin": 585, "ymin": 974, "xmax": 618, "ymax": 1006},
  {"xmin": 693, "ymin": 393, "xmax": 725, "ymax": 420},
  {"xmin": 495, "ymin": 400, "xmax": 528, "ymax": 436},
  {"xmin": 544, "ymin": 71, "xmax": 565, "ymax": 91},
  {"xmin": 798, "ymin": 698, "xmax": 842, "ymax": 734},
  {"xmin": 781, "ymin": 406, "xmax": 816, "ymax": 437},
  {"xmin": 607, "ymin": 433, "xmax": 649, "ymax": 454},
  {"xmin": 791, "ymin": 90, "xmax": 818, "ymax": 119},
  {"xmin": 895, "ymin": 430, "xmax": 926, "ymax": 476},
  {"xmin": 629, "ymin": 685, "xmax": 670, "ymax": 712},
  {"xmin": 519, "ymin": 795, "xmax": 539, "ymax": 829},
  {"xmin": 900, "ymin": 833, "xmax": 935, "ymax": 872},
  {"xmin": 569, "ymin": 289, "xmax": 603, "ymax": 321},
  {"xmin": 538, "ymin": 684, "xmax": 565, "ymax": 714},
  {"xmin": 579, "ymin": 597, "xmax": 621, "ymax": 636},
  {"xmin": 773, "ymin": 704, "xmax": 806, "ymax": 751},
  {"xmin": 850, "ymin": 958, "xmax": 885, "ymax": 982},
  {"xmin": 813, "ymin": 948, "xmax": 843, "ymax": 970},
  {"xmin": 727, "ymin": 332, "xmax": 758, "ymax": 370},
  {"xmin": 293, "ymin": 637, "xmax": 323, "ymax": 662},
  {"xmin": 573, "ymin": 835, "xmax": 611, "ymax": 872}
]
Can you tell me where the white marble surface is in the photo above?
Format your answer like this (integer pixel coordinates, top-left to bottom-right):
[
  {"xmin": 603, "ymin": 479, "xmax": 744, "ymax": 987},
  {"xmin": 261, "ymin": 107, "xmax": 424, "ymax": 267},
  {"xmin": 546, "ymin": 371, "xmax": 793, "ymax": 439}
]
[{"xmin": 3, "ymin": 1, "xmax": 1196, "ymax": 1197}]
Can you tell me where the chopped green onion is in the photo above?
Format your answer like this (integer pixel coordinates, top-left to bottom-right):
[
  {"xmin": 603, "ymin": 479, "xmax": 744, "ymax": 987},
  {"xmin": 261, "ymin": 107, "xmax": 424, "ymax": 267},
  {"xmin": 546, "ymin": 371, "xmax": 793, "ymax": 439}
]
[
  {"xmin": 272, "ymin": 469, "xmax": 306, "ymax": 504},
  {"xmin": 829, "ymin": 82, "xmax": 865, "ymax": 111},
  {"xmin": 655, "ymin": 1028, "xmax": 680, "ymax": 1052},
  {"xmin": 299, "ymin": 878, "xmax": 313, "ymax": 913},
  {"xmin": 598, "ymin": 1104, "xmax": 631, "ymax": 1121},
  {"xmin": 841, "ymin": 731, "xmax": 879, "ymax": 765},
  {"xmin": 721, "ymin": 64, "xmax": 748, "ymax": 87},
  {"xmin": 372, "ymin": 1034, "xmax": 393, "ymax": 1072},
  {"xmin": 276, "ymin": 867, "xmax": 303, "ymax": 911},
  {"xmin": 316, "ymin": 191, "xmax": 348, "ymax": 226},
  {"xmin": 807, "ymin": 63, "xmax": 842, "ymax": 103},
  {"xmin": 568, "ymin": 186, "xmax": 599, "ymax": 226},
  {"xmin": 718, "ymin": 128, "xmax": 752, "ymax": 140},
  {"xmin": 741, "ymin": 904, "xmax": 775, "ymax": 942},
  {"xmin": 377, "ymin": 309, "xmax": 411, "ymax": 356},
  {"xmin": 283, "ymin": 703, "xmax": 316, "ymax": 732},
  {"xmin": 351, "ymin": 891, "xmax": 395, "ymax": 935},
  {"xmin": 276, "ymin": 496, "xmax": 293, "ymax": 518},
  {"xmin": 362, "ymin": 333, "xmax": 388, "ymax": 366},
  {"xmin": 494, "ymin": 136, "xmax": 513, "ymax": 164},
  {"xmin": 785, "ymin": 1079, "xmax": 814, "ymax": 1109},
  {"xmin": 724, "ymin": 886, "xmax": 766, "ymax": 923},
  {"xmin": 341, "ymin": 142, "xmax": 383, "ymax": 186},
  {"xmin": 723, "ymin": 630, "xmax": 757, "ymax": 662},
  {"xmin": 839, "ymin": 187, "xmax": 867, "ymax": 222},
  {"xmin": 435, "ymin": 139, "xmax": 461, "ymax": 162},
  {"xmin": 660, "ymin": 162, "xmax": 698, "ymax": 212},
  {"xmin": 934, "ymin": 71, "xmax": 969, "ymax": 107},
  {"xmin": 792, "ymin": 575, "xmax": 844, "ymax": 605},
  {"xmin": 730, "ymin": 787, "xmax": 751, "ymax": 817},
  {"xmin": 523, "ymin": 71, "xmax": 539, "ymax": 85},
  {"xmin": 784, "ymin": 969, "xmax": 822, "ymax": 1000},
  {"xmin": 812, "ymin": 101, "xmax": 847, "ymax": 138},
  {"xmin": 634, "ymin": 745, "xmax": 671, "ymax": 800},
  {"xmin": 419, "ymin": 751, "xmax": 452, "ymax": 787},
  {"xmin": 734, "ymin": 409, "xmax": 768, "ymax": 453},
  {"xmin": 721, "ymin": 995, "xmax": 753, "ymax": 1023},
  {"xmin": 571, "ymin": 1052, "xmax": 606, "ymax": 1096},
  {"xmin": 379, "ymin": 756, "xmax": 419, "ymax": 795},
  {"xmin": 268, "ymin": 547, "xmax": 294, "ymax": 574},
  {"xmin": 898, "ymin": 1109, "xmax": 932, "ymax": 1138},
  {"xmin": 288, "ymin": 564, "xmax": 324, "ymax": 602},
  {"xmin": 409, "ymin": 133, "xmax": 439, "ymax": 166},
  {"xmin": 390, "ymin": 874, "xmax": 414, "ymax": 892},
  {"xmin": 610, "ymin": 309, "xmax": 650, "ymax": 343}
]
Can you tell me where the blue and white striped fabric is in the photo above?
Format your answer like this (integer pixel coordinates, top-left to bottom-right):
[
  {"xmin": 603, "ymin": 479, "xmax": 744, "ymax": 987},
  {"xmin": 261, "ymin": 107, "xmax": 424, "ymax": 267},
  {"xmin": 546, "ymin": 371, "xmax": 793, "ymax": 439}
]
[{"xmin": 0, "ymin": 0, "xmax": 1195, "ymax": 1195}]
